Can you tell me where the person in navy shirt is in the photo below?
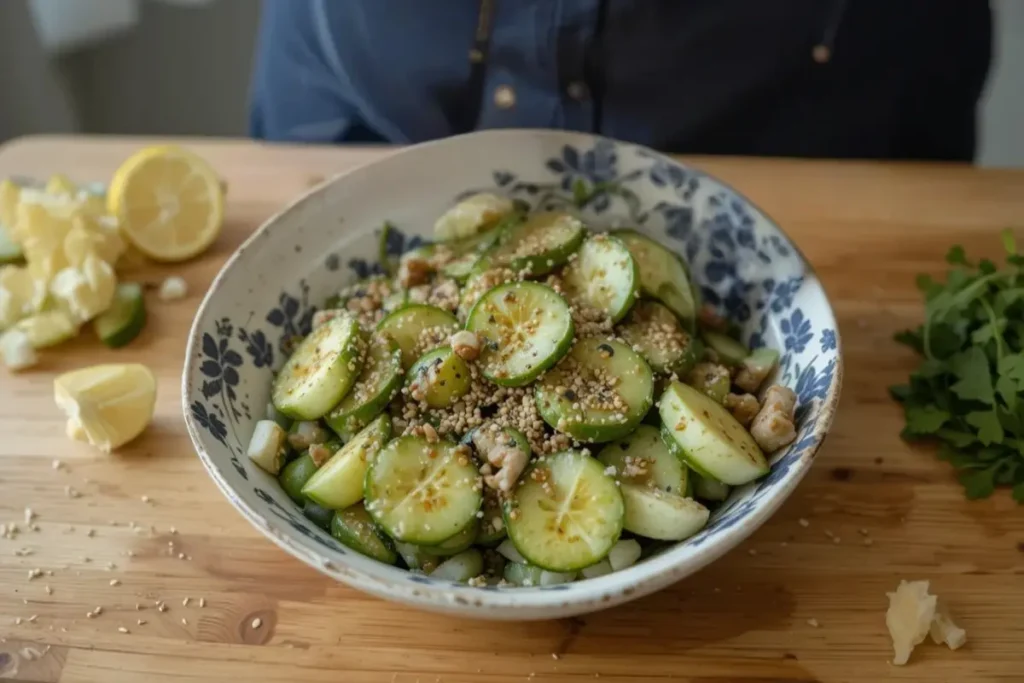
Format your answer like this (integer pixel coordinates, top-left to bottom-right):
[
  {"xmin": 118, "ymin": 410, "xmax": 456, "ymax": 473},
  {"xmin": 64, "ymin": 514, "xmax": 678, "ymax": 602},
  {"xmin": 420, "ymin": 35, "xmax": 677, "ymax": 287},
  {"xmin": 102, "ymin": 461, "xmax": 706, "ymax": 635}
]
[{"xmin": 250, "ymin": 1, "xmax": 992, "ymax": 161}]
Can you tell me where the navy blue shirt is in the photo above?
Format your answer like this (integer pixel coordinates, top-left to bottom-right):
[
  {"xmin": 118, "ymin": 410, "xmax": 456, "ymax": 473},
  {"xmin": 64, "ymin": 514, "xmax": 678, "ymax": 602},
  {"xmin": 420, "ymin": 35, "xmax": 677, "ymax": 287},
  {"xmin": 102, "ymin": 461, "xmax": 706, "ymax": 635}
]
[{"xmin": 250, "ymin": 1, "xmax": 991, "ymax": 161}]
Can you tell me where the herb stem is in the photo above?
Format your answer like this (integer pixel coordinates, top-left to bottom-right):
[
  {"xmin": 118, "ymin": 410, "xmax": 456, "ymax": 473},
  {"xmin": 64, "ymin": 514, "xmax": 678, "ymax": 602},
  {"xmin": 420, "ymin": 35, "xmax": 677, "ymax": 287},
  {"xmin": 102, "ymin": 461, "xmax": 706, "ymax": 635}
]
[{"xmin": 980, "ymin": 298, "xmax": 1006, "ymax": 363}]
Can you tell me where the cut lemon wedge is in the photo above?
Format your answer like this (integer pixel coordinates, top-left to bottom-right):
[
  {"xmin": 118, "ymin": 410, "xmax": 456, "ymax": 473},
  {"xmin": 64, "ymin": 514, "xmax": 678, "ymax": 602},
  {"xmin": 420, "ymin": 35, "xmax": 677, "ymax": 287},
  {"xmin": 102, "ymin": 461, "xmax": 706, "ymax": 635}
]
[
  {"xmin": 54, "ymin": 363, "xmax": 157, "ymax": 453},
  {"xmin": 107, "ymin": 145, "xmax": 223, "ymax": 262},
  {"xmin": 14, "ymin": 310, "xmax": 79, "ymax": 348}
]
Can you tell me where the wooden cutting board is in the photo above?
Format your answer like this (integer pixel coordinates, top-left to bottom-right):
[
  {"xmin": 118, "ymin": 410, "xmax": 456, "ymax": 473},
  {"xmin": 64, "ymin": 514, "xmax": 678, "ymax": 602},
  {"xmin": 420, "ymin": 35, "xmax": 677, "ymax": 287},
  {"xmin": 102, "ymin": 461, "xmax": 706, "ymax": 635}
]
[{"xmin": 0, "ymin": 136, "xmax": 1022, "ymax": 683}]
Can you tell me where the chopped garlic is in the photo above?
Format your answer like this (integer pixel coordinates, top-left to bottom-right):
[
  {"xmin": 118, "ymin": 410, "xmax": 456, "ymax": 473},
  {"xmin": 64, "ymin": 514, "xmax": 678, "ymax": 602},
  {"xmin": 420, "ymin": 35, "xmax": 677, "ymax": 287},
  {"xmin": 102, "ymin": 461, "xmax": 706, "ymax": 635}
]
[
  {"xmin": 158, "ymin": 276, "xmax": 188, "ymax": 302},
  {"xmin": 0, "ymin": 329, "xmax": 38, "ymax": 370},
  {"xmin": 886, "ymin": 580, "xmax": 966, "ymax": 666},
  {"xmin": 246, "ymin": 420, "xmax": 288, "ymax": 474}
]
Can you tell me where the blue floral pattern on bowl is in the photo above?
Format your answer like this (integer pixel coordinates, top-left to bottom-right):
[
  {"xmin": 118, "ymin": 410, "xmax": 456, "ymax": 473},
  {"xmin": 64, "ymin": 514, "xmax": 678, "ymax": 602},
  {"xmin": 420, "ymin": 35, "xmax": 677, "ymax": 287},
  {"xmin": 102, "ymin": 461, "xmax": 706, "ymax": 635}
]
[{"xmin": 184, "ymin": 130, "xmax": 842, "ymax": 618}]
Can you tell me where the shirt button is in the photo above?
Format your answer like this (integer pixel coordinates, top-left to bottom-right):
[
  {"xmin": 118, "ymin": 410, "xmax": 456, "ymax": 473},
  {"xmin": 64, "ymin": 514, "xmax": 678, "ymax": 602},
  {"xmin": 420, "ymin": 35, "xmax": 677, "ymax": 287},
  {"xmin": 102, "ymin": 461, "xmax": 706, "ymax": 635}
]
[
  {"xmin": 494, "ymin": 85, "xmax": 516, "ymax": 109},
  {"xmin": 567, "ymin": 81, "xmax": 590, "ymax": 101}
]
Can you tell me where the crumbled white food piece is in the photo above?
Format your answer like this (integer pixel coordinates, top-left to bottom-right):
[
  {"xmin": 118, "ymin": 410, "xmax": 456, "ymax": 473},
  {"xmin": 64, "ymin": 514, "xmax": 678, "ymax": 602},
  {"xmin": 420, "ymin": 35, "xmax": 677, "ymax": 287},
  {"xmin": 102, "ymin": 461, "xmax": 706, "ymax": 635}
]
[
  {"xmin": 157, "ymin": 276, "xmax": 188, "ymax": 302},
  {"xmin": 929, "ymin": 602, "xmax": 968, "ymax": 651},
  {"xmin": 0, "ymin": 329, "xmax": 38, "ymax": 371},
  {"xmin": 750, "ymin": 385, "xmax": 797, "ymax": 453},
  {"xmin": 886, "ymin": 579, "xmax": 954, "ymax": 666},
  {"xmin": 450, "ymin": 330, "xmax": 480, "ymax": 361},
  {"xmin": 246, "ymin": 420, "xmax": 288, "ymax": 475}
]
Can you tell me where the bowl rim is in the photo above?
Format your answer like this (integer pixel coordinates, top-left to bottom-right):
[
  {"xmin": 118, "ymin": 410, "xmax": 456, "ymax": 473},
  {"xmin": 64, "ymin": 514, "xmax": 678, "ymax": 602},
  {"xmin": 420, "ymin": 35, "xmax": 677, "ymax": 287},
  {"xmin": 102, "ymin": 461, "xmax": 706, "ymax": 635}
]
[{"xmin": 182, "ymin": 128, "xmax": 844, "ymax": 617}]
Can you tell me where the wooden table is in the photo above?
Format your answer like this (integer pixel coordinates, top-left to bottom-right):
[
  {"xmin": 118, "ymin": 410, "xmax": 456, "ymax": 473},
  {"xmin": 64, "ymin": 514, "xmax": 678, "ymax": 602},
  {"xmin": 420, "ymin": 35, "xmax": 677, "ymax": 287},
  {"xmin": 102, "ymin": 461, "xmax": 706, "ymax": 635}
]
[{"xmin": 0, "ymin": 136, "xmax": 1022, "ymax": 683}]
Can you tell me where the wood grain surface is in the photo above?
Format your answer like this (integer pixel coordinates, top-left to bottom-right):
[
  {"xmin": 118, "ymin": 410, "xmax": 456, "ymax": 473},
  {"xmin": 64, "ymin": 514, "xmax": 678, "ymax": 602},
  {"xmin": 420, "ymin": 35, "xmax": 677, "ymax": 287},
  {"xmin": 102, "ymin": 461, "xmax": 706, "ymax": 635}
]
[{"xmin": 0, "ymin": 135, "xmax": 1022, "ymax": 683}]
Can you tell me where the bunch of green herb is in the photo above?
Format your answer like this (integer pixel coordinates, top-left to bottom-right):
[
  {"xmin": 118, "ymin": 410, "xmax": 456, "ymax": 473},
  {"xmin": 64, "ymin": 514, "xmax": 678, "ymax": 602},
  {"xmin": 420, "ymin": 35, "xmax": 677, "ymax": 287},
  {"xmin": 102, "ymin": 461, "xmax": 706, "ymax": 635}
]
[{"xmin": 891, "ymin": 230, "xmax": 1024, "ymax": 502}]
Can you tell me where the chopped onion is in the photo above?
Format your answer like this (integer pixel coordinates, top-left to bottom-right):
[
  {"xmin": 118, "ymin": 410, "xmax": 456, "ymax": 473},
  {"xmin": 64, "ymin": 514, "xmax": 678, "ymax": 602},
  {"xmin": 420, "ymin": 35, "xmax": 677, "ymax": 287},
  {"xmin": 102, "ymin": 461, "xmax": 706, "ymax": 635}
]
[
  {"xmin": 607, "ymin": 539, "xmax": 642, "ymax": 571},
  {"xmin": 580, "ymin": 559, "xmax": 613, "ymax": 579},
  {"xmin": 496, "ymin": 538, "xmax": 526, "ymax": 564}
]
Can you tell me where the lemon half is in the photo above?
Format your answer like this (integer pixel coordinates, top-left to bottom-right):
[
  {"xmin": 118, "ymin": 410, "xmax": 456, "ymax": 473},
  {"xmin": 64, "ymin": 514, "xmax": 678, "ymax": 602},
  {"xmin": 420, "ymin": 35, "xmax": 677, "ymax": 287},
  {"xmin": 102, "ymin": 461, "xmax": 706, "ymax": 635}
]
[
  {"xmin": 107, "ymin": 145, "xmax": 223, "ymax": 262},
  {"xmin": 54, "ymin": 363, "xmax": 157, "ymax": 453}
]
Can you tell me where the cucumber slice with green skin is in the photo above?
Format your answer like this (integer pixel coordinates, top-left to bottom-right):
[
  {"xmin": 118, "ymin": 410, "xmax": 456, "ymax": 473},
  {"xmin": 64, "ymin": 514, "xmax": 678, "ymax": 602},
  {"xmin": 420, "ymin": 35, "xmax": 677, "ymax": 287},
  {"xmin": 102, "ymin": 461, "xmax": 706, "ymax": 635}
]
[
  {"xmin": 0, "ymin": 226, "xmax": 23, "ymax": 264},
  {"xmin": 365, "ymin": 435, "xmax": 482, "ymax": 545},
  {"xmin": 619, "ymin": 483, "xmax": 709, "ymax": 541},
  {"xmin": 502, "ymin": 562, "xmax": 575, "ymax": 587},
  {"xmin": 382, "ymin": 290, "xmax": 409, "ymax": 314},
  {"xmin": 301, "ymin": 414, "xmax": 391, "ymax": 510},
  {"xmin": 466, "ymin": 281, "xmax": 574, "ymax": 387},
  {"xmin": 406, "ymin": 346, "xmax": 472, "ymax": 408},
  {"xmin": 560, "ymin": 235, "xmax": 638, "ymax": 323},
  {"xmin": 613, "ymin": 229, "xmax": 697, "ymax": 330},
  {"xmin": 686, "ymin": 362, "xmax": 731, "ymax": 404},
  {"xmin": 302, "ymin": 499, "xmax": 334, "ymax": 530},
  {"xmin": 93, "ymin": 282, "xmax": 146, "ymax": 348},
  {"xmin": 441, "ymin": 252, "xmax": 479, "ymax": 282},
  {"xmin": 439, "ymin": 226, "xmax": 505, "ymax": 283},
  {"xmin": 431, "ymin": 548, "xmax": 484, "ymax": 582},
  {"xmin": 618, "ymin": 301, "xmax": 702, "ymax": 376},
  {"xmin": 325, "ymin": 335, "xmax": 402, "ymax": 440},
  {"xmin": 504, "ymin": 450, "xmax": 624, "ymax": 573},
  {"xmin": 394, "ymin": 541, "xmax": 441, "ymax": 572},
  {"xmin": 693, "ymin": 473, "xmax": 731, "ymax": 502},
  {"xmin": 659, "ymin": 381, "xmax": 769, "ymax": 485},
  {"xmin": 279, "ymin": 453, "xmax": 319, "ymax": 505},
  {"xmin": 596, "ymin": 424, "xmax": 688, "ymax": 495},
  {"xmin": 376, "ymin": 304, "xmax": 458, "ymax": 369},
  {"xmin": 434, "ymin": 192, "xmax": 516, "ymax": 241},
  {"xmin": 424, "ymin": 520, "xmax": 478, "ymax": 557},
  {"xmin": 331, "ymin": 504, "xmax": 398, "ymax": 565},
  {"xmin": 701, "ymin": 330, "xmax": 750, "ymax": 366},
  {"xmin": 272, "ymin": 315, "xmax": 364, "ymax": 420},
  {"xmin": 476, "ymin": 211, "xmax": 585, "ymax": 276},
  {"xmin": 535, "ymin": 338, "xmax": 654, "ymax": 443}
]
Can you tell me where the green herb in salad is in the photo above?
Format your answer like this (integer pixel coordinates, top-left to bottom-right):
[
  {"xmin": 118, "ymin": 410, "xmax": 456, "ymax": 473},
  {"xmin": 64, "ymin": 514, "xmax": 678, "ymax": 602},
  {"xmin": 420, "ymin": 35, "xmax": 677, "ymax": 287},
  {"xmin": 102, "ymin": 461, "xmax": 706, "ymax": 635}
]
[{"xmin": 891, "ymin": 229, "xmax": 1024, "ymax": 502}]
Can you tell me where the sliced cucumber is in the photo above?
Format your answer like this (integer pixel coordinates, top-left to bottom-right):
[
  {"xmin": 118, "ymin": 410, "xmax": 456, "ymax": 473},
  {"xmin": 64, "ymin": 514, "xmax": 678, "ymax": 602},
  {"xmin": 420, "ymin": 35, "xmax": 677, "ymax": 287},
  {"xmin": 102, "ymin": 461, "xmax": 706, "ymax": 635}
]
[
  {"xmin": 365, "ymin": 436, "xmax": 482, "ymax": 545},
  {"xmin": 272, "ymin": 315, "xmax": 364, "ymax": 420},
  {"xmin": 619, "ymin": 484, "xmax": 709, "ymax": 541},
  {"xmin": 303, "ymin": 499, "xmax": 334, "ymax": 530},
  {"xmin": 693, "ymin": 473, "xmax": 731, "ymax": 502},
  {"xmin": 430, "ymin": 548, "xmax": 484, "ymax": 583},
  {"xmin": 613, "ymin": 229, "xmax": 697, "ymax": 330},
  {"xmin": 439, "ymin": 228, "xmax": 503, "ymax": 282},
  {"xmin": 686, "ymin": 362, "xmax": 731, "ymax": 404},
  {"xmin": 535, "ymin": 338, "xmax": 654, "ymax": 442},
  {"xmin": 406, "ymin": 346, "xmax": 472, "ymax": 408},
  {"xmin": 476, "ymin": 211, "xmax": 585, "ymax": 276},
  {"xmin": 441, "ymin": 252, "xmax": 479, "ymax": 282},
  {"xmin": 579, "ymin": 558, "xmax": 613, "ymax": 579},
  {"xmin": 659, "ymin": 381, "xmax": 769, "ymax": 485},
  {"xmin": 325, "ymin": 334, "xmax": 403, "ymax": 440},
  {"xmin": 0, "ymin": 225, "xmax": 24, "ymax": 264},
  {"xmin": 330, "ymin": 504, "xmax": 398, "ymax": 565},
  {"xmin": 466, "ymin": 281, "xmax": 574, "ymax": 387},
  {"xmin": 423, "ymin": 520, "xmax": 478, "ymax": 557},
  {"xmin": 376, "ymin": 304, "xmax": 458, "ymax": 369},
  {"xmin": 502, "ymin": 562, "xmax": 575, "ymax": 587},
  {"xmin": 504, "ymin": 450, "xmax": 624, "ymax": 572},
  {"xmin": 618, "ymin": 301, "xmax": 702, "ymax": 376},
  {"xmin": 301, "ymin": 414, "xmax": 391, "ymax": 509},
  {"xmin": 279, "ymin": 453, "xmax": 319, "ymax": 505},
  {"xmin": 702, "ymin": 330, "xmax": 750, "ymax": 366},
  {"xmin": 434, "ymin": 192, "xmax": 516, "ymax": 241},
  {"xmin": 560, "ymin": 234, "xmax": 638, "ymax": 322},
  {"xmin": 596, "ymin": 424, "xmax": 688, "ymax": 495},
  {"xmin": 394, "ymin": 541, "xmax": 441, "ymax": 572},
  {"xmin": 93, "ymin": 282, "xmax": 146, "ymax": 348},
  {"xmin": 607, "ymin": 538, "xmax": 642, "ymax": 571}
]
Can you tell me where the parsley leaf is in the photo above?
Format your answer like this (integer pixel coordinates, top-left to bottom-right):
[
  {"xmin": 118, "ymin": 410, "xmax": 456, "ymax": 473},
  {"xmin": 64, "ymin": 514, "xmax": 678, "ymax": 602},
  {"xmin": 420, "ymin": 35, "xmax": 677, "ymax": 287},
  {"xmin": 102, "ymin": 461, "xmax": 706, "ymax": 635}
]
[{"xmin": 894, "ymin": 234, "xmax": 1024, "ymax": 503}]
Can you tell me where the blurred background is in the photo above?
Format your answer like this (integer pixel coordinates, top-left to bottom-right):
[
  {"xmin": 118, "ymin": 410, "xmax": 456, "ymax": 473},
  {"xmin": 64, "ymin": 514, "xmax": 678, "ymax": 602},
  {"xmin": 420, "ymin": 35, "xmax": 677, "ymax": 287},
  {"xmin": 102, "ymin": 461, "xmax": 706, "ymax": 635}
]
[{"xmin": 1, "ymin": 0, "xmax": 1021, "ymax": 167}]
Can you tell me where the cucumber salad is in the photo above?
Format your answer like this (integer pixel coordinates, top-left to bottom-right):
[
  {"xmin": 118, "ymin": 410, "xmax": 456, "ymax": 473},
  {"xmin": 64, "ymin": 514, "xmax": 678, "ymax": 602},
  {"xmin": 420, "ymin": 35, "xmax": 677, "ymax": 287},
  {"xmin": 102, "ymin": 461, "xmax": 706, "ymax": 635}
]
[{"xmin": 246, "ymin": 192, "xmax": 800, "ymax": 587}]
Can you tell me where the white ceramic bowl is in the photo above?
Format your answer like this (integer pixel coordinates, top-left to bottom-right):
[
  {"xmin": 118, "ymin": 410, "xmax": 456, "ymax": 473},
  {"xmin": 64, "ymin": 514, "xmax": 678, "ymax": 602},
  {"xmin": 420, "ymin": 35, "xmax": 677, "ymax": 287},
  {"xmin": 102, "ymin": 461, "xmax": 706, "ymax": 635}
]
[{"xmin": 183, "ymin": 129, "xmax": 842, "ymax": 620}]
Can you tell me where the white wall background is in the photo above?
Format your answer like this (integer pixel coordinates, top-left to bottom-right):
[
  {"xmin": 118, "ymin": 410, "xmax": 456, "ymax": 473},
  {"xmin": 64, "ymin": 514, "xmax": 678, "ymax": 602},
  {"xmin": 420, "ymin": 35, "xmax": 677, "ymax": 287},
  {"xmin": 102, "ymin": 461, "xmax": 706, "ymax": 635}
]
[{"xmin": 0, "ymin": 0, "xmax": 1021, "ymax": 167}]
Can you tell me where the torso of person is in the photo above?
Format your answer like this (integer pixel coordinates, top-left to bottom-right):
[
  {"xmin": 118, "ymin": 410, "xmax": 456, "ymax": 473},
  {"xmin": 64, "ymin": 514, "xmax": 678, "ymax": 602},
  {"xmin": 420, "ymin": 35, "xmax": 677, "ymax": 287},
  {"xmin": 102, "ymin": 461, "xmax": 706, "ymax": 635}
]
[{"xmin": 251, "ymin": 0, "xmax": 991, "ymax": 161}]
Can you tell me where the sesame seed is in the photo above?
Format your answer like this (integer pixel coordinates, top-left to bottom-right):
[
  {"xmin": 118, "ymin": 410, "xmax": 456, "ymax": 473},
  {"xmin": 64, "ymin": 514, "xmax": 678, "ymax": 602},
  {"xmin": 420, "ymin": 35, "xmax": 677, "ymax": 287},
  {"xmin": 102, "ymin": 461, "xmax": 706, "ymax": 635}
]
[
  {"xmin": 863, "ymin": 538, "xmax": 874, "ymax": 546},
  {"xmin": 182, "ymin": 597, "xmax": 190, "ymax": 607},
  {"xmin": 45, "ymin": 586, "xmax": 52, "ymax": 595},
  {"xmin": 24, "ymin": 508, "xmax": 35, "ymax": 524},
  {"xmin": 27, "ymin": 568, "xmax": 42, "ymax": 580},
  {"xmin": 64, "ymin": 485, "xmax": 80, "ymax": 498},
  {"xmin": 137, "ymin": 619, "xmax": 147, "ymax": 626},
  {"xmin": 807, "ymin": 618, "xmax": 820, "ymax": 628},
  {"xmin": 748, "ymin": 549, "xmax": 757, "ymax": 556},
  {"xmin": 86, "ymin": 529, "xmax": 95, "ymax": 537},
  {"xmin": 199, "ymin": 598, "xmax": 206, "ymax": 608},
  {"xmin": 798, "ymin": 518, "xmax": 809, "ymax": 528},
  {"xmin": 109, "ymin": 579, "xmax": 121, "ymax": 587},
  {"xmin": 170, "ymin": 527, "xmax": 178, "ymax": 534},
  {"xmin": 52, "ymin": 459, "xmax": 62, "ymax": 470},
  {"xmin": 551, "ymin": 653, "xmax": 560, "ymax": 660},
  {"xmin": 181, "ymin": 618, "xmax": 188, "ymax": 626},
  {"xmin": 135, "ymin": 603, "xmax": 142, "ymax": 610},
  {"xmin": 251, "ymin": 617, "xmax": 262, "ymax": 629},
  {"xmin": 141, "ymin": 495, "xmax": 151, "ymax": 503},
  {"xmin": 14, "ymin": 618, "xmax": 22, "ymax": 625},
  {"xmin": 27, "ymin": 614, "xmax": 37, "ymax": 623},
  {"xmin": 178, "ymin": 553, "xmax": 186, "ymax": 560},
  {"xmin": 118, "ymin": 627, "xmax": 129, "ymax": 634}
]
